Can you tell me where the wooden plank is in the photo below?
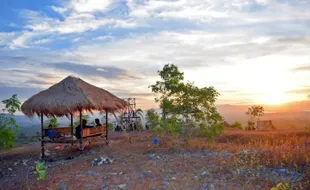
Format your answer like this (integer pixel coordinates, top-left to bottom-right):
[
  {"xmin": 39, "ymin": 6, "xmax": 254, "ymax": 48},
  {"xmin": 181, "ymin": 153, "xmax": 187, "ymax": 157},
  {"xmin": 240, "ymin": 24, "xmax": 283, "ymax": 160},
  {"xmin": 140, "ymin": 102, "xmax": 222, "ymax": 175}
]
[
  {"xmin": 41, "ymin": 114, "xmax": 45, "ymax": 159},
  {"xmin": 106, "ymin": 111, "xmax": 108, "ymax": 145},
  {"xmin": 79, "ymin": 110, "xmax": 83, "ymax": 151},
  {"xmin": 82, "ymin": 126, "xmax": 107, "ymax": 138}
]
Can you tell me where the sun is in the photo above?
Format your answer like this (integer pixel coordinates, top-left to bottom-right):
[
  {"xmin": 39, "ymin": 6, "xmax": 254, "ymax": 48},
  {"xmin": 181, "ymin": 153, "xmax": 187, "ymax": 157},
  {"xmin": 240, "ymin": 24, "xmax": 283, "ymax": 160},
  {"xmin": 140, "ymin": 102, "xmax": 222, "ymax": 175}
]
[{"xmin": 261, "ymin": 93, "xmax": 289, "ymax": 105}]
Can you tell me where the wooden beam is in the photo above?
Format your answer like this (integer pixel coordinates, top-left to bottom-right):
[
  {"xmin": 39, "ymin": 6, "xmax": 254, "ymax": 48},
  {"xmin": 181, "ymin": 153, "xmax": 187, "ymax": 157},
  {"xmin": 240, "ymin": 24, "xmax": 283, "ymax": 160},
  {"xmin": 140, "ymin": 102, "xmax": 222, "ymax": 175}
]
[
  {"xmin": 79, "ymin": 110, "xmax": 83, "ymax": 152},
  {"xmin": 71, "ymin": 113, "xmax": 74, "ymax": 146},
  {"xmin": 105, "ymin": 110, "xmax": 108, "ymax": 145},
  {"xmin": 41, "ymin": 114, "xmax": 45, "ymax": 159}
]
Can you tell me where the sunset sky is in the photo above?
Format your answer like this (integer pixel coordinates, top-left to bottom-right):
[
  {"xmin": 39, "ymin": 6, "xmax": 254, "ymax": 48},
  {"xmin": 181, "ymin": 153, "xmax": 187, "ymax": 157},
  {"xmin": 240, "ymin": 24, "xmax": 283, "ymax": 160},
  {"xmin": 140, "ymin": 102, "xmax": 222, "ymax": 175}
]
[{"xmin": 0, "ymin": 0, "xmax": 310, "ymax": 109}]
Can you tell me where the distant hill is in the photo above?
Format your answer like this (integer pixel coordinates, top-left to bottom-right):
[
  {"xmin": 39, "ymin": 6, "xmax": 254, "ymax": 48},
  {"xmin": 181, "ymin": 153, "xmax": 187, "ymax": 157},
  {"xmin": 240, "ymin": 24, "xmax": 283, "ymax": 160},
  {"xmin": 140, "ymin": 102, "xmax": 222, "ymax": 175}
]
[{"xmin": 216, "ymin": 103, "xmax": 310, "ymax": 129}]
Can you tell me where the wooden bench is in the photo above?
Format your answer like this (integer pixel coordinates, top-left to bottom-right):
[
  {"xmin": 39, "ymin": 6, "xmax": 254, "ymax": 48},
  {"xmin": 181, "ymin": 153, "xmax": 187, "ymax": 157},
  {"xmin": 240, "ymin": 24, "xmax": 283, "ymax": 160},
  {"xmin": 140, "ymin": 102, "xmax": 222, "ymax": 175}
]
[
  {"xmin": 44, "ymin": 127, "xmax": 72, "ymax": 137},
  {"xmin": 82, "ymin": 126, "xmax": 107, "ymax": 138}
]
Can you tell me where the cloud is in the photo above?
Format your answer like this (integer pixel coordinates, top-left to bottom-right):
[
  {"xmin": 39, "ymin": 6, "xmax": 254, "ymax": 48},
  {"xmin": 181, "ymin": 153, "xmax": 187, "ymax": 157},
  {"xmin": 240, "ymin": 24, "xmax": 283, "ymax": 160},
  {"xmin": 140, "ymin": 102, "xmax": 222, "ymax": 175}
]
[
  {"xmin": 69, "ymin": 0, "xmax": 114, "ymax": 13},
  {"xmin": 33, "ymin": 38, "xmax": 52, "ymax": 45},
  {"xmin": 4, "ymin": 0, "xmax": 310, "ymax": 50},
  {"xmin": 9, "ymin": 32, "xmax": 34, "ymax": 49},
  {"xmin": 0, "ymin": 32, "xmax": 17, "ymax": 46},
  {"xmin": 291, "ymin": 66, "xmax": 310, "ymax": 72},
  {"xmin": 0, "ymin": 85, "xmax": 41, "ymax": 101},
  {"xmin": 287, "ymin": 87, "xmax": 310, "ymax": 94},
  {"xmin": 48, "ymin": 62, "xmax": 140, "ymax": 80}
]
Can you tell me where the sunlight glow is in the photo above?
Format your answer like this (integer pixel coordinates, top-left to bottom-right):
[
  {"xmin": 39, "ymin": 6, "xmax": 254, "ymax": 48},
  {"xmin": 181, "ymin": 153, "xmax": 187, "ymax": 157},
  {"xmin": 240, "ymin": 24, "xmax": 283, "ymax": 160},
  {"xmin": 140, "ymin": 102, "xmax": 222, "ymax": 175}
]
[{"xmin": 261, "ymin": 92, "xmax": 289, "ymax": 105}]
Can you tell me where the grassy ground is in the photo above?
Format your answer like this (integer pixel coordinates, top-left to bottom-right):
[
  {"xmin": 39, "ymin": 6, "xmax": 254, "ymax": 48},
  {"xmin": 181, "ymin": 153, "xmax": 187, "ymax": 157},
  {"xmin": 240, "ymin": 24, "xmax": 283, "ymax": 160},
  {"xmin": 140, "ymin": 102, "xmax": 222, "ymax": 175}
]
[{"xmin": 0, "ymin": 130, "xmax": 309, "ymax": 190}]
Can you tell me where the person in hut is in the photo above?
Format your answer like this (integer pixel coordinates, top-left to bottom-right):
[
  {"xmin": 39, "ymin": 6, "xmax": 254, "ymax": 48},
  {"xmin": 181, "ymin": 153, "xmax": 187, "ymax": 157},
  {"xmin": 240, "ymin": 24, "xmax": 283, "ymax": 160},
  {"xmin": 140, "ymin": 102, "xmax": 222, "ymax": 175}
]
[
  {"xmin": 95, "ymin": 118, "xmax": 102, "ymax": 127},
  {"xmin": 115, "ymin": 124, "xmax": 121, "ymax": 132},
  {"xmin": 145, "ymin": 121, "xmax": 149, "ymax": 130},
  {"xmin": 47, "ymin": 124, "xmax": 61, "ymax": 139},
  {"xmin": 75, "ymin": 119, "xmax": 93, "ymax": 139}
]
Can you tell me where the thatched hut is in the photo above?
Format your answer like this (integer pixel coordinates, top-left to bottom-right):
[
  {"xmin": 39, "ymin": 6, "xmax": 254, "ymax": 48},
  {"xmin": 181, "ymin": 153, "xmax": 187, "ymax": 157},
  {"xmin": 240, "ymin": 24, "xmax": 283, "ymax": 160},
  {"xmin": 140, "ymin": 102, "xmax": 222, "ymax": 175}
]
[{"xmin": 22, "ymin": 76, "xmax": 127, "ymax": 158}]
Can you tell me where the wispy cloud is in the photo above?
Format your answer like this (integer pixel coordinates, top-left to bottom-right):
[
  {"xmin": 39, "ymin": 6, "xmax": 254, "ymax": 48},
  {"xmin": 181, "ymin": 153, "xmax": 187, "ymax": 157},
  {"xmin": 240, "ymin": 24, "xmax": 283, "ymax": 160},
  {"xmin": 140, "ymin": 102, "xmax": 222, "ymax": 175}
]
[
  {"xmin": 292, "ymin": 66, "xmax": 310, "ymax": 72},
  {"xmin": 47, "ymin": 62, "xmax": 140, "ymax": 80}
]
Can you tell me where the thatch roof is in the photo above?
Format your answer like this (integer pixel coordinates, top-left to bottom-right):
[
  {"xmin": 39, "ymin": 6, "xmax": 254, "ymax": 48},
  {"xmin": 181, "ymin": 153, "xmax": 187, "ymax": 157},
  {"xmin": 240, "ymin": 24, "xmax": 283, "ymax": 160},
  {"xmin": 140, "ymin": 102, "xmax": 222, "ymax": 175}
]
[{"xmin": 21, "ymin": 76, "xmax": 127, "ymax": 117}]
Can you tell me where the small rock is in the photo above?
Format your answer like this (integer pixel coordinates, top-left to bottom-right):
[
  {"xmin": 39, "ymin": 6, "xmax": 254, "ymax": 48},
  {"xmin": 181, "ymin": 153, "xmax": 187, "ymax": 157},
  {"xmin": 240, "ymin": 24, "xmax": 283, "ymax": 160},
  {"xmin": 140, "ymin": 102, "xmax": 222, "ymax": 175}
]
[
  {"xmin": 210, "ymin": 184, "xmax": 215, "ymax": 189},
  {"xmin": 194, "ymin": 176, "xmax": 199, "ymax": 181},
  {"xmin": 202, "ymin": 183, "xmax": 215, "ymax": 190},
  {"xmin": 171, "ymin": 177, "xmax": 176, "ymax": 180},
  {"xmin": 201, "ymin": 171, "xmax": 210, "ymax": 177},
  {"xmin": 85, "ymin": 184, "xmax": 92, "ymax": 189},
  {"xmin": 99, "ymin": 185, "xmax": 108, "ymax": 190},
  {"xmin": 22, "ymin": 159, "xmax": 29, "ymax": 166},
  {"xmin": 140, "ymin": 172, "xmax": 148, "ymax": 179},
  {"xmin": 163, "ymin": 181, "xmax": 171, "ymax": 187},
  {"xmin": 112, "ymin": 184, "xmax": 127, "ymax": 190},
  {"xmin": 88, "ymin": 170, "xmax": 100, "ymax": 176},
  {"xmin": 202, "ymin": 184, "xmax": 208, "ymax": 190},
  {"xmin": 8, "ymin": 168, "xmax": 12, "ymax": 171},
  {"xmin": 59, "ymin": 183, "xmax": 68, "ymax": 190}
]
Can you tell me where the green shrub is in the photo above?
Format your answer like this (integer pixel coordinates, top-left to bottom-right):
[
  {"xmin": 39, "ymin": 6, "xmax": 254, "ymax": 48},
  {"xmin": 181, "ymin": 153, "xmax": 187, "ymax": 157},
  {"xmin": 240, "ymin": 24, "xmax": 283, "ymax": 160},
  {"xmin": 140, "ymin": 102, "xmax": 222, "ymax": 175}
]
[
  {"xmin": 0, "ymin": 94, "xmax": 21, "ymax": 149},
  {"xmin": 0, "ymin": 114, "xmax": 19, "ymax": 148},
  {"xmin": 34, "ymin": 162, "xmax": 47, "ymax": 180},
  {"xmin": 231, "ymin": 122, "xmax": 243, "ymax": 130}
]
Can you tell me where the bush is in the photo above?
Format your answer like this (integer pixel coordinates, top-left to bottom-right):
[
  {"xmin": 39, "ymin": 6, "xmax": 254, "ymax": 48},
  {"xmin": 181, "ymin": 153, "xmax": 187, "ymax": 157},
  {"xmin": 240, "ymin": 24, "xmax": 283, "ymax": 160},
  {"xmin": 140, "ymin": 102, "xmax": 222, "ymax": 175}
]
[
  {"xmin": 0, "ymin": 114, "xmax": 19, "ymax": 148},
  {"xmin": 0, "ymin": 94, "xmax": 21, "ymax": 149},
  {"xmin": 231, "ymin": 122, "xmax": 243, "ymax": 130},
  {"xmin": 34, "ymin": 162, "xmax": 47, "ymax": 180}
]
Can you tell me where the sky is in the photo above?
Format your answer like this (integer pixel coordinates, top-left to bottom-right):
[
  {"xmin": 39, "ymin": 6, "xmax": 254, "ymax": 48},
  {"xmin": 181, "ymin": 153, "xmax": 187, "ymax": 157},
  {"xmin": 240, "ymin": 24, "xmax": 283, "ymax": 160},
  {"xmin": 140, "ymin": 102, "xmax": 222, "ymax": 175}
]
[{"xmin": 0, "ymin": 0, "xmax": 310, "ymax": 110}]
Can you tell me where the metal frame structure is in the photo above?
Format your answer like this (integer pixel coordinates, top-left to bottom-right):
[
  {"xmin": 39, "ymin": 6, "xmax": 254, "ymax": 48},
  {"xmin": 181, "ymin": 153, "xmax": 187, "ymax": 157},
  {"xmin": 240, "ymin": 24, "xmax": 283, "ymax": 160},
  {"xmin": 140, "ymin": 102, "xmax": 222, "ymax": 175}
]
[{"xmin": 120, "ymin": 98, "xmax": 141, "ymax": 131}]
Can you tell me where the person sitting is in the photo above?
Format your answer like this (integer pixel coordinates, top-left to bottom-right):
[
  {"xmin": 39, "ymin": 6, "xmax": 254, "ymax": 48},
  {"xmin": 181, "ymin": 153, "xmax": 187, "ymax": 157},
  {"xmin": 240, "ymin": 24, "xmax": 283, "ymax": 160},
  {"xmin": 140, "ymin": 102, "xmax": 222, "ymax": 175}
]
[
  {"xmin": 145, "ymin": 122, "xmax": 149, "ymax": 130},
  {"xmin": 115, "ymin": 124, "xmax": 121, "ymax": 132},
  {"xmin": 95, "ymin": 118, "xmax": 102, "ymax": 127},
  {"xmin": 75, "ymin": 119, "xmax": 93, "ymax": 139},
  {"xmin": 47, "ymin": 124, "xmax": 61, "ymax": 139}
]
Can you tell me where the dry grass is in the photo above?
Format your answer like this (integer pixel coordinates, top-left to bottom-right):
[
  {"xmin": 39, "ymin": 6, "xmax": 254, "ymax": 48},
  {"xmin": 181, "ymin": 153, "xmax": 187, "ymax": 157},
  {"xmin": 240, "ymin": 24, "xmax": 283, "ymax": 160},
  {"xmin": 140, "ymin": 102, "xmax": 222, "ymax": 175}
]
[{"xmin": 1, "ymin": 130, "xmax": 310, "ymax": 190}]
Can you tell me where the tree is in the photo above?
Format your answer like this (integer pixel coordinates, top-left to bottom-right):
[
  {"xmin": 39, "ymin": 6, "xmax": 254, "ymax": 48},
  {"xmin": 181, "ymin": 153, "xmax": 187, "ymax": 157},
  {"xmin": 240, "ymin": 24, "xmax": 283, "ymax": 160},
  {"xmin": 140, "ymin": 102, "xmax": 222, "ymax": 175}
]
[
  {"xmin": 0, "ymin": 94, "xmax": 21, "ymax": 148},
  {"xmin": 231, "ymin": 122, "xmax": 243, "ymax": 130},
  {"xmin": 2, "ymin": 94, "xmax": 21, "ymax": 115},
  {"xmin": 246, "ymin": 105, "xmax": 264, "ymax": 130},
  {"xmin": 45, "ymin": 117, "xmax": 59, "ymax": 128},
  {"xmin": 149, "ymin": 64, "xmax": 224, "ymax": 142},
  {"xmin": 74, "ymin": 114, "xmax": 90, "ymax": 127}
]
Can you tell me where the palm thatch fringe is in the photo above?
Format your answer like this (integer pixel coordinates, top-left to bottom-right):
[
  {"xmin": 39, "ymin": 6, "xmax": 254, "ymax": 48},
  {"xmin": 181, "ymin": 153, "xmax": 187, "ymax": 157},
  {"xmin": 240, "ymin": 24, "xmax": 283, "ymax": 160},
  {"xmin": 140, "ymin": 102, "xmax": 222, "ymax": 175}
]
[{"xmin": 21, "ymin": 76, "xmax": 127, "ymax": 117}]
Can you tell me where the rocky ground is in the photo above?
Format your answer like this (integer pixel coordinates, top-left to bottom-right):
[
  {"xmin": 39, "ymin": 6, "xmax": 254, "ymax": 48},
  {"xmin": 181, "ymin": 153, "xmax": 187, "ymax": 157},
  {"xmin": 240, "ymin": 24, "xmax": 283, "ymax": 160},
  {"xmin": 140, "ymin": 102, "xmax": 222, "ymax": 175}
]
[{"xmin": 0, "ymin": 130, "xmax": 309, "ymax": 190}]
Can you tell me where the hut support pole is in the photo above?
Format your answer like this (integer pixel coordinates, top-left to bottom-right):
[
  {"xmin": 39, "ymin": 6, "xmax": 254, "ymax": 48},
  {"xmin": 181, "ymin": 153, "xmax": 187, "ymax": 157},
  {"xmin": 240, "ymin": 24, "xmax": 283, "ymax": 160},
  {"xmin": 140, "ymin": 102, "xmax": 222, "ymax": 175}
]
[
  {"xmin": 71, "ymin": 113, "xmax": 74, "ymax": 146},
  {"xmin": 79, "ymin": 110, "xmax": 83, "ymax": 152},
  {"xmin": 105, "ymin": 110, "xmax": 108, "ymax": 145},
  {"xmin": 41, "ymin": 114, "xmax": 45, "ymax": 159}
]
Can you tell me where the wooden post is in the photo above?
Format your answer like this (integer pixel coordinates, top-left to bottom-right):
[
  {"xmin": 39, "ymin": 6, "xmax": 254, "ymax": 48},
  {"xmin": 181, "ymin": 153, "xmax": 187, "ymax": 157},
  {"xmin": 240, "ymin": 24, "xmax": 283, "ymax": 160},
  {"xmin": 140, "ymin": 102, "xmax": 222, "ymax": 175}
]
[
  {"xmin": 105, "ymin": 110, "xmax": 108, "ymax": 145},
  {"xmin": 71, "ymin": 113, "xmax": 74, "ymax": 145},
  {"xmin": 79, "ymin": 110, "xmax": 83, "ymax": 152},
  {"xmin": 41, "ymin": 114, "xmax": 45, "ymax": 159}
]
